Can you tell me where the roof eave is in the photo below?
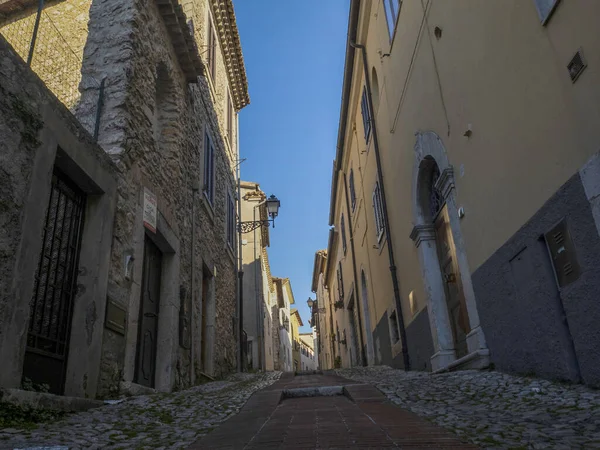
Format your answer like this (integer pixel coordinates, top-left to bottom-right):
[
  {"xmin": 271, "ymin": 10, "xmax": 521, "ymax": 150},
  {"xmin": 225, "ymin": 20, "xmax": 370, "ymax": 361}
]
[{"xmin": 328, "ymin": 0, "xmax": 361, "ymax": 225}]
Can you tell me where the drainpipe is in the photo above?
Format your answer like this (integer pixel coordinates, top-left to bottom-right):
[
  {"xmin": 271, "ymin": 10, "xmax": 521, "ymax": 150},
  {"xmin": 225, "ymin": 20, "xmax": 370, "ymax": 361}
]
[
  {"xmin": 237, "ymin": 116, "xmax": 244, "ymax": 373},
  {"xmin": 252, "ymin": 201, "xmax": 263, "ymax": 370},
  {"xmin": 190, "ymin": 182, "xmax": 198, "ymax": 386},
  {"xmin": 350, "ymin": 41, "xmax": 410, "ymax": 371},
  {"xmin": 342, "ymin": 171, "xmax": 366, "ymax": 366}
]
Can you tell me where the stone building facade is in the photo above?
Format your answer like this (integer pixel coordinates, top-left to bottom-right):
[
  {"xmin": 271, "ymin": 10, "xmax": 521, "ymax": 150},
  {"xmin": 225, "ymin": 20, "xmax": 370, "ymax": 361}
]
[
  {"xmin": 311, "ymin": 249, "xmax": 334, "ymax": 370},
  {"xmin": 0, "ymin": 0, "xmax": 249, "ymax": 398},
  {"xmin": 239, "ymin": 181, "xmax": 275, "ymax": 371},
  {"xmin": 271, "ymin": 277, "xmax": 294, "ymax": 372},
  {"xmin": 0, "ymin": 35, "xmax": 118, "ymax": 397},
  {"xmin": 318, "ymin": 0, "xmax": 600, "ymax": 388}
]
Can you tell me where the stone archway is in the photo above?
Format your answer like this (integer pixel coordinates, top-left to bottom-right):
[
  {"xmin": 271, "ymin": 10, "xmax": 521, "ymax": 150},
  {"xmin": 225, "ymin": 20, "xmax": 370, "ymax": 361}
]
[{"xmin": 409, "ymin": 131, "xmax": 489, "ymax": 372}]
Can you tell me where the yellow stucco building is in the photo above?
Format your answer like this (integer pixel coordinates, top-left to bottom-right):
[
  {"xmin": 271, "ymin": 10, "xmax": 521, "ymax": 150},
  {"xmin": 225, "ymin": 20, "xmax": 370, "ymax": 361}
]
[{"xmin": 318, "ymin": 0, "xmax": 600, "ymax": 387}]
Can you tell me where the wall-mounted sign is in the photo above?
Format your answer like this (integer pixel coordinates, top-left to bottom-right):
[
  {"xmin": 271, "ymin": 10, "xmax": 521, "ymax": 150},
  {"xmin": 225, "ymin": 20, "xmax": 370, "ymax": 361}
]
[
  {"xmin": 143, "ymin": 188, "xmax": 157, "ymax": 233},
  {"xmin": 105, "ymin": 299, "xmax": 127, "ymax": 335}
]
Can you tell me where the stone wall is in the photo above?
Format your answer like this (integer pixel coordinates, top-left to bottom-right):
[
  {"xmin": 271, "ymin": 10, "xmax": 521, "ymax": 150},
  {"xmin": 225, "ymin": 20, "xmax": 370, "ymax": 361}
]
[
  {"xmin": 73, "ymin": 0, "xmax": 238, "ymax": 396},
  {"xmin": 0, "ymin": 0, "xmax": 93, "ymax": 108},
  {"xmin": 0, "ymin": 35, "xmax": 118, "ymax": 397}
]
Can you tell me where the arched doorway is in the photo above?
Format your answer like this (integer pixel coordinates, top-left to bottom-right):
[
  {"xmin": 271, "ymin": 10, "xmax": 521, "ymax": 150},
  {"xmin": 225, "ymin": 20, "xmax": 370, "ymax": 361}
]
[
  {"xmin": 410, "ymin": 131, "xmax": 489, "ymax": 371},
  {"xmin": 361, "ymin": 270, "xmax": 375, "ymax": 365}
]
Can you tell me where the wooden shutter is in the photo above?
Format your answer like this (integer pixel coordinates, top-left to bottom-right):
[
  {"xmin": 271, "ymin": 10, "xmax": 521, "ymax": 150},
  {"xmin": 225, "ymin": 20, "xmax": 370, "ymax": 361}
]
[
  {"xmin": 341, "ymin": 214, "xmax": 347, "ymax": 255},
  {"xmin": 349, "ymin": 169, "xmax": 356, "ymax": 210}
]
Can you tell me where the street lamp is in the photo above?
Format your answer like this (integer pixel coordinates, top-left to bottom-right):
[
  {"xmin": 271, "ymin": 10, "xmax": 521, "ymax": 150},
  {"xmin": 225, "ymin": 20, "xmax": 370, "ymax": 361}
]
[
  {"xmin": 307, "ymin": 298, "xmax": 314, "ymax": 309},
  {"xmin": 239, "ymin": 194, "xmax": 281, "ymax": 233}
]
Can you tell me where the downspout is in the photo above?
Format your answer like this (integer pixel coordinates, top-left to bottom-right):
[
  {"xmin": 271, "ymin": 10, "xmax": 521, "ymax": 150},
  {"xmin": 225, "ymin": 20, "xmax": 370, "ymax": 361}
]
[
  {"xmin": 253, "ymin": 202, "xmax": 262, "ymax": 370},
  {"xmin": 342, "ymin": 171, "xmax": 366, "ymax": 366},
  {"xmin": 350, "ymin": 41, "xmax": 410, "ymax": 371},
  {"xmin": 190, "ymin": 182, "xmax": 198, "ymax": 385},
  {"xmin": 237, "ymin": 115, "xmax": 244, "ymax": 372}
]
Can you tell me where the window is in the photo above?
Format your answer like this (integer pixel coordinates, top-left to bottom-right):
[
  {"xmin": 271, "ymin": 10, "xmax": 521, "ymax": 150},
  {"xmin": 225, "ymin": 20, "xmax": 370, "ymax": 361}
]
[
  {"xmin": 337, "ymin": 261, "xmax": 344, "ymax": 301},
  {"xmin": 203, "ymin": 132, "xmax": 215, "ymax": 204},
  {"xmin": 360, "ymin": 87, "xmax": 371, "ymax": 143},
  {"xmin": 371, "ymin": 67, "xmax": 380, "ymax": 113},
  {"xmin": 349, "ymin": 169, "xmax": 356, "ymax": 211},
  {"xmin": 389, "ymin": 310, "xmax": 400, "ymax": 343},
  {"xmin": 340, "ymin": 214, "xmax": 347, "ymax": 255},
  {"xmin": 534, "ymin": 0, "xmax": 559, "ymax": 24},
  {"xmin": 383, "ymin": 0, "xmax": 401, "ymax": 41},
  {"xmin": 226, "ymin": 191, "xmax": 235, "ymax": 248},
  {"xmin": 227, "ymin": 89, "xmax": 234, "ymax": 149},
  {"xmin": 372, "ymin": 181, "xmax": 385, "ymax": 240},
  {"xmin": 207, "ymin": 17, "xmax": 217, "ymax": 81}
]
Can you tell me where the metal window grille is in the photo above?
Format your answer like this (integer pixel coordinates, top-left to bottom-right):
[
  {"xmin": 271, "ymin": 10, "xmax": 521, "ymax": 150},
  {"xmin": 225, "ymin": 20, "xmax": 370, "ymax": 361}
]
[
  {"xmin": 25, "ymin": 170, "xmax": 85, "ymax": 392},
  {"xmin": 429, "ymin": 165, "xmax": 444, "ymax": 219}
]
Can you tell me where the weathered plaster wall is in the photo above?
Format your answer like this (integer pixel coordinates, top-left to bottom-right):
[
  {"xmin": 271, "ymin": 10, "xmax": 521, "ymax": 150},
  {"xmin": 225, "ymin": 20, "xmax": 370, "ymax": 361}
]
[
  {"xmin": 0, "ymin": 35, "xmax": 117, "ymax": 397},
  {"xmin": 473, "ymin": 173, "xmax": 600, "ymax": 387}
]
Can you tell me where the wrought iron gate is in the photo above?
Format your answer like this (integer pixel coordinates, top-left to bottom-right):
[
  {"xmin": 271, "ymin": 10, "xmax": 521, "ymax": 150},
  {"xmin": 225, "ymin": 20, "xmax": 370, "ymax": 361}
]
[{"xmin": 22, "ymin": 170, "xmax": 86, "ymax": 394}]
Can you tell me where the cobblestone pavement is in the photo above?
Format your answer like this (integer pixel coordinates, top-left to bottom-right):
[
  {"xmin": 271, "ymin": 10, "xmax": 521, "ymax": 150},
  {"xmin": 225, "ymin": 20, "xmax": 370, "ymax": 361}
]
[
  {"xmin": 0, "ymin": 372, "xmax": 281, "ymax": 450},
  {"xmin": 336, "ymin": 366, "xmax": 600, "ymax": 449}
]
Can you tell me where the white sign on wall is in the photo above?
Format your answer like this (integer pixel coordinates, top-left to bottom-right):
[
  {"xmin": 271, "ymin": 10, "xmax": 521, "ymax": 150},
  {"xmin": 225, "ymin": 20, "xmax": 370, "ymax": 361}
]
[{"xmin": 143, "ymin": 187, "xmax": 157, "ymax": 233}]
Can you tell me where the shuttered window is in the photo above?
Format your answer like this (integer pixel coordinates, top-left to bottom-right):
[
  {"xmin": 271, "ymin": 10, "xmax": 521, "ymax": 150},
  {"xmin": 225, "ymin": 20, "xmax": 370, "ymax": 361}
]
[
  {"xmin": 227, "ymin": 89, "xmax": 234, "ymax": 150},
  {"xmin": 533, "ymin": 0, "xmax": 560, "ymax": 24},
  {"xmin": 203, "ymin": 132, "xmax": 215, "ymax": 204},
  {"xmin": 341, "ymin": 214, "xmax": 347, "ymax": 255},
  {"xmin": 383, "ymin": 0, "xmax": 401, "ymax": 41},
  {"xmin": 372, "ymin": 181, "xmax": 385, "ymax": 241},
  {"xmin": 349, "ymin": 169, "xmax": 356, "ymax": 211},
  {"xmin": 226, "ymin": 191, "xmax": 235, "ymax": 248},
  {"xmin": 360, "ymin": 87, "xmax": 371, "ymax": 143},
  {"xmin": 337, "ymin": 261, "xmax": 344, "ymax": 301},
  {"xmin": 207, "ymin": 18, "xmax": 217, "ymax": 81}
]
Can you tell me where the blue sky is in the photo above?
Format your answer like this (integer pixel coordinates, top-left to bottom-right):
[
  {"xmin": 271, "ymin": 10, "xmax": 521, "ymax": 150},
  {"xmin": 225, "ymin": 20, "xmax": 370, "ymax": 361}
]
[{"xmin": 235, "ymin": 1, "xmax": 349, "ymax": 332}]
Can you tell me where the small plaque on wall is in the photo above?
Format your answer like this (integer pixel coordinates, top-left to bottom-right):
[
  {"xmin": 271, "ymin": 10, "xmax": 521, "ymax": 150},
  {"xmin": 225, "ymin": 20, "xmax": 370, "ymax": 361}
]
[{"xmin": 105, "ymin": 299, "xmax": 127, "ymax": 335}]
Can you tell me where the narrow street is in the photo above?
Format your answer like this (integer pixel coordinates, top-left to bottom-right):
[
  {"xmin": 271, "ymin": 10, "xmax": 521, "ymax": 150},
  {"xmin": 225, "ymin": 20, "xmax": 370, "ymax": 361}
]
[{"xmin": 3, "ymin": 367, "xmax": 600, "ymax": 449}]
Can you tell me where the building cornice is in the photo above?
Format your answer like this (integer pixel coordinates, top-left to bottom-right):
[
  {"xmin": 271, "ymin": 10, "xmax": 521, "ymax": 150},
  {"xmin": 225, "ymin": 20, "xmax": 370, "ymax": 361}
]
[
  {"xmin": 210, "ymin": 0, "xmax": 249, "ymax": 110},
  {"xmin": 311, "ymin": 249, "xmax": 327, "ymax": 292},
  {"xmin": 328, "ymin": 0, "xmax": 361, "ymax": 225},
  {"xmin": 157, "ymin": 0, "xmax": 204, "ymax": 83},
  {"xmin": 261, "ymin": 247, "xmax": 273, "ymax": 293}
]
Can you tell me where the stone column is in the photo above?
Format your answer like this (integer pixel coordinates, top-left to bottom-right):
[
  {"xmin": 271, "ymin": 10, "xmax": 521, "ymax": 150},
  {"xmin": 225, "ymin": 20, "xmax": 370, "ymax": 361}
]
[
  {"xmin": 410, "ymin": 224, "xmax": 456, "ymax": 371},
  {"xmin": 436, "ymin": 168, "xmax": 488, "ymax": 355}
]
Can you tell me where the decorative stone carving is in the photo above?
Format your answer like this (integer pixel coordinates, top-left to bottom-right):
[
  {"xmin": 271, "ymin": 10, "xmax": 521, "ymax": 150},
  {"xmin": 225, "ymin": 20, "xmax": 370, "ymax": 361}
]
[
  {"xmin": 435, "ymin": 167, "xmax": 455, "ymax": 200},
  {"xmin": 409, "ymin": 224, "xmax": 436, "ymax": 248}
]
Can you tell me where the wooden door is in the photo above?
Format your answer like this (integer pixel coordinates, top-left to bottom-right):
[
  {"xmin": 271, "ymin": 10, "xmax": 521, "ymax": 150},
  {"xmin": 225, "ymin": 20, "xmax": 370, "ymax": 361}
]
[
  {"xmin": 434, "ymin": 206, "xmax": 470, "ymax": 359},
  {"xmin": 135, "ymin": 237, "xmax": 162, "ymax": 387},
  {"xmin": 347, "ymin": 296, "xmax": 360, "ymax": 367},
  {"xmin": 201, "ymin": 272, "xmax": 209, "ymax": 371}
]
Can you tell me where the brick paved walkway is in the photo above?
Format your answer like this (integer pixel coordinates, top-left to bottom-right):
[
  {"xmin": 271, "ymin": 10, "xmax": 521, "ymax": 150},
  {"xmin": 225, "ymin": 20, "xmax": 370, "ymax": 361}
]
[{"xmin": 189, "ymin": 372, "xmax": 478, "ymax": 449}]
